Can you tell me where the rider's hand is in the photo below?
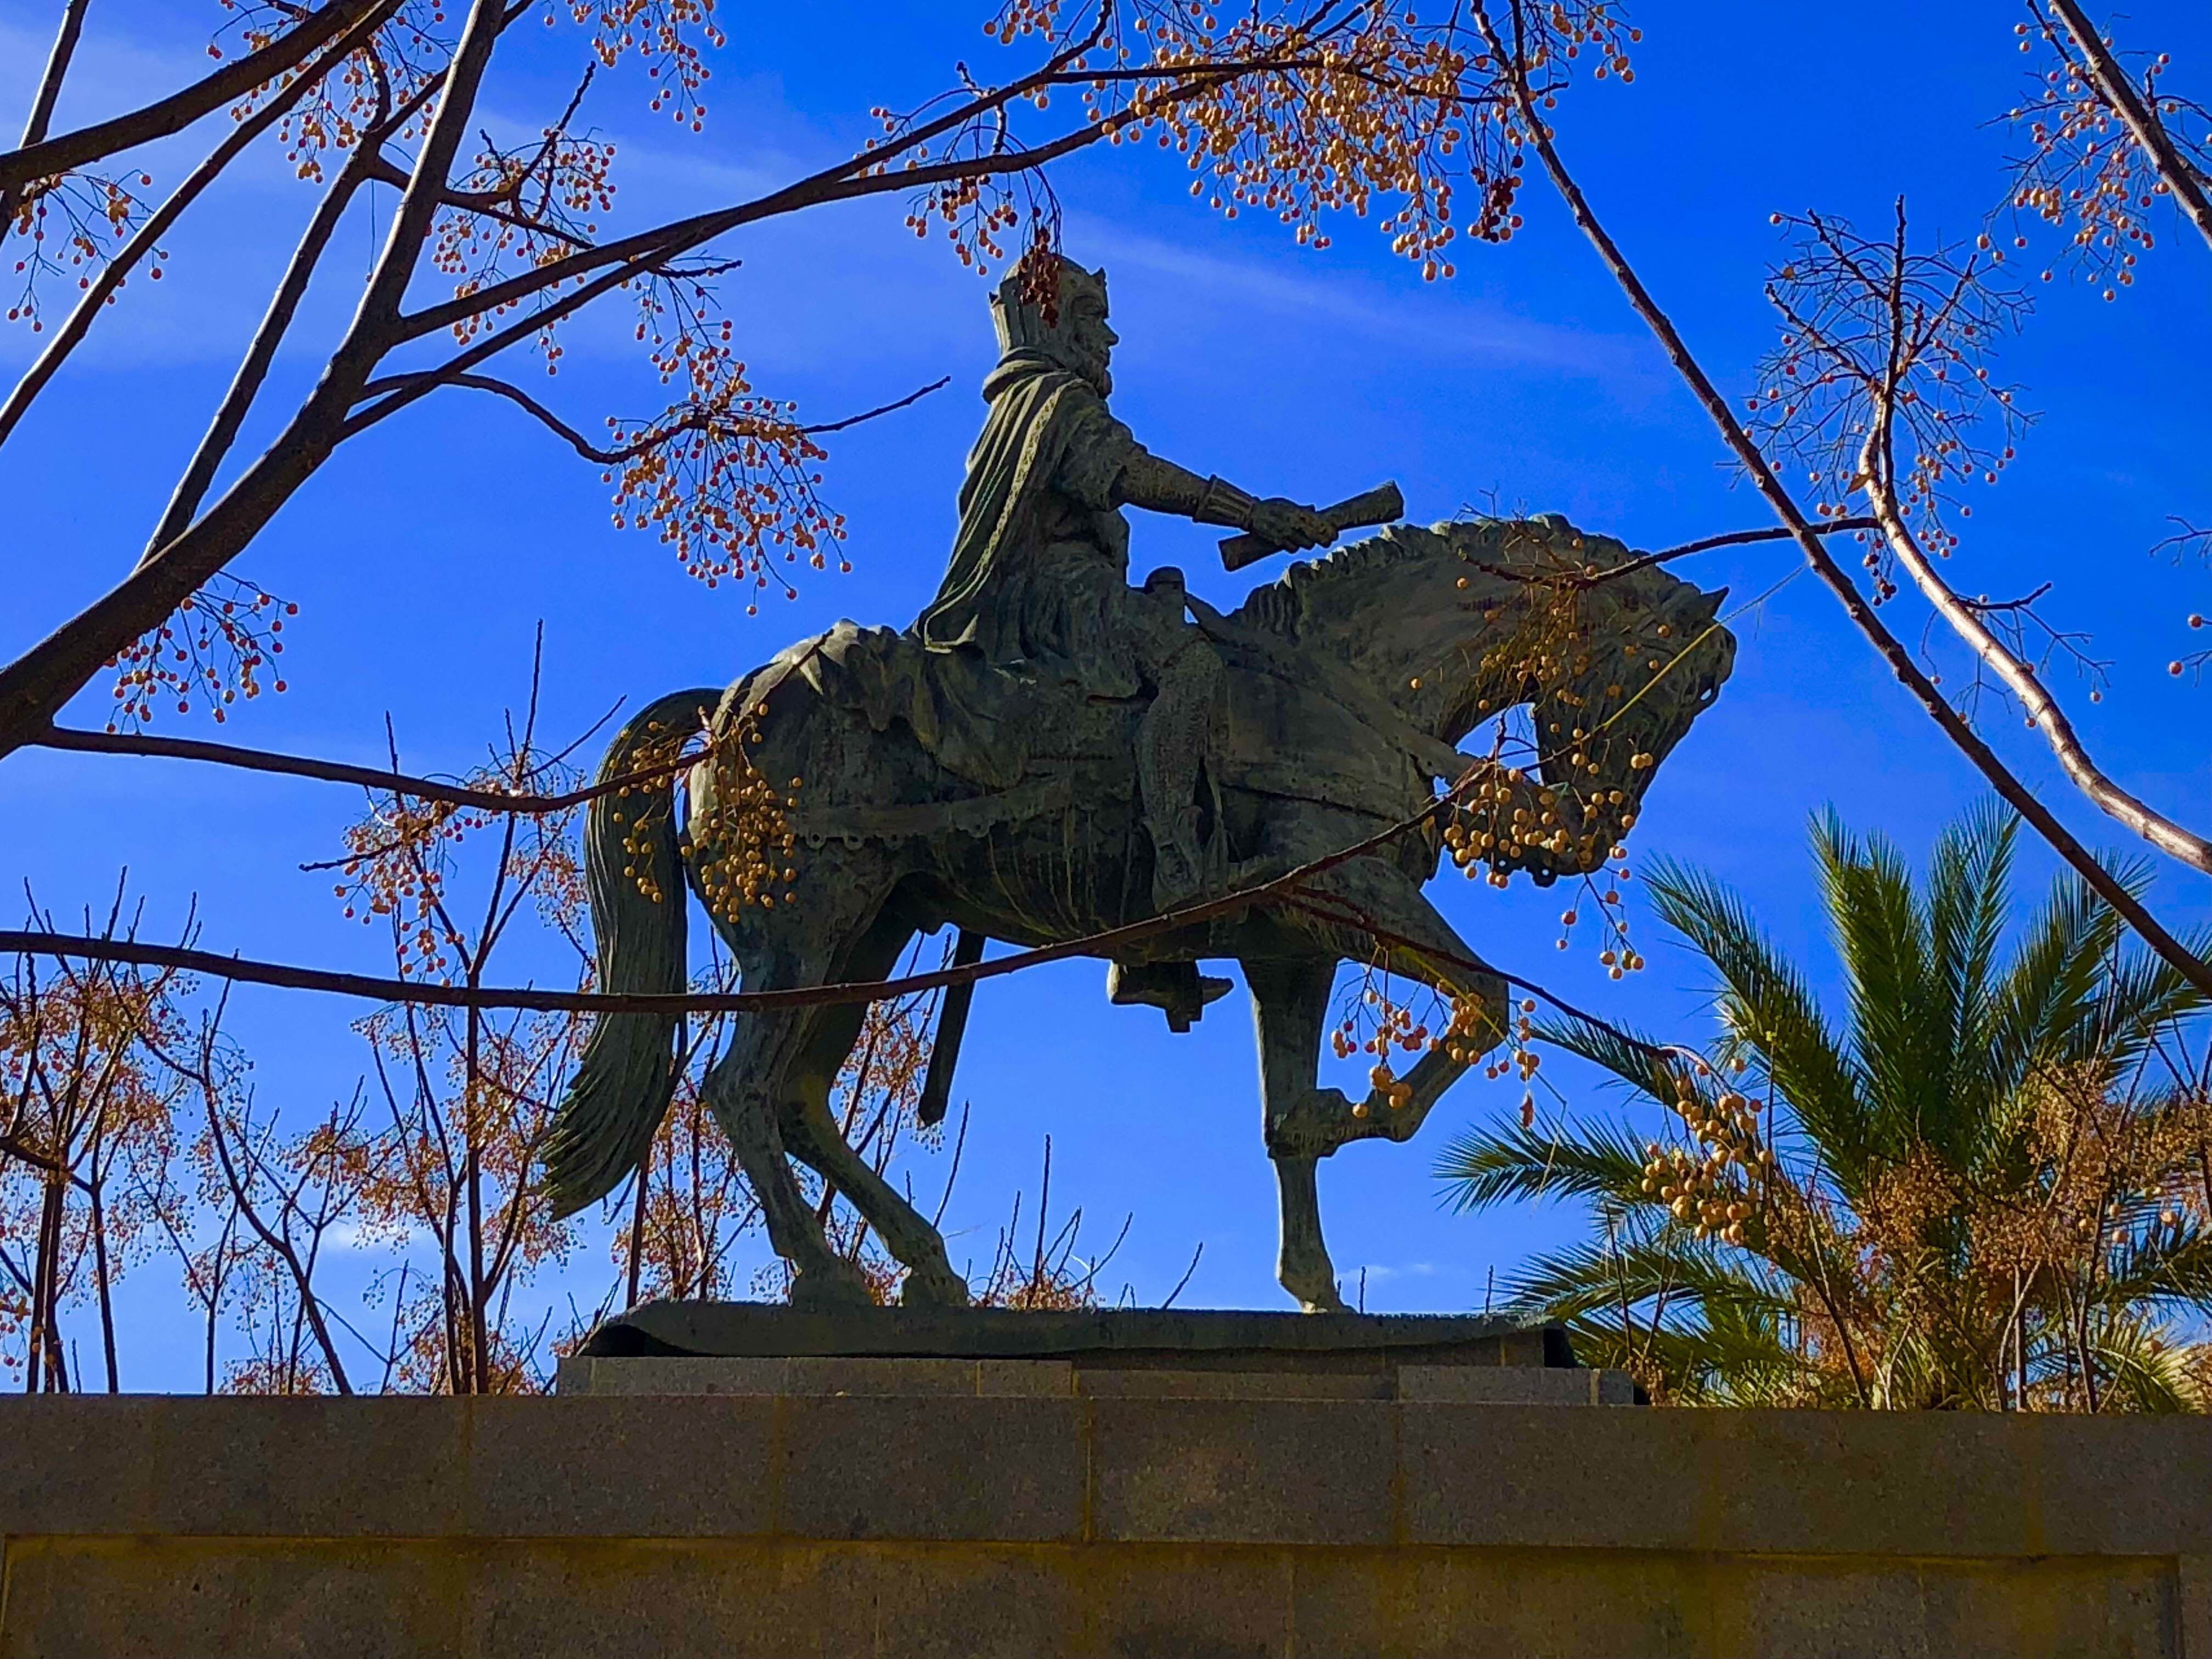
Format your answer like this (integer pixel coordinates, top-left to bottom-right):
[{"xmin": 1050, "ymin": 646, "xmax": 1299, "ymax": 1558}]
[{"xmin": 1249, "ymin": 498, "xmax": 1338, "ymax": 552}]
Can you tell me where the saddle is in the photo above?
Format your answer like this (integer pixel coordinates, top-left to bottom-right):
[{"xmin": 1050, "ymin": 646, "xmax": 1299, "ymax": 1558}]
[
  {"xmin": 748, "ymin": 599, "xmax": 1447, "ymax": 845},
  {"xmin": 752, "ymin": 618, "xmax": 1133, "ymax": 799}
]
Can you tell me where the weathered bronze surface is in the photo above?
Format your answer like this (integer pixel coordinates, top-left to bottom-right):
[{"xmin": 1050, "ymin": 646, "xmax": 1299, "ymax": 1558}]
[{"xmin": 541, "ymin": 255, "xmax": 1736, "ymax": 1311}]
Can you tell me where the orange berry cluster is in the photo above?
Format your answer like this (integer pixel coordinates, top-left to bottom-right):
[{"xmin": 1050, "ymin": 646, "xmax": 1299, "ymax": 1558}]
[
  {"xmin": 604, "ymin": 318, "xmax": 846, "ymax": 608},
  {"xmin": 870, "ymin": 1, "xmax": 1635, "ymax": 284},
  {"xmin": 104, "ymin": 576, "xmax": 294, "ymax": 731},
  {"xmin": 1331, "ymin": 981, "xmax": 1426, "ymax": 1119},
  {"xmin": 570, "ymin": 0, "xmax": 726, "ymax": 130},
  {"xmin": 331, "ymin": 746, "xmax": 585, "ymax": 982},
  {"xmin": 4, "ymin": 170, "xmax": 155, "ymax": 335},
  {"xmin": 435, "ymin": 130, "xmax": 618, "ymax": 342},
  {"xmin": 1639, "ymin": 1077, "xmax": 1771, "ymax": 1245},
  {"xmin": 219, "ymin": 2, "xmax": 451, "ymax": 181},
  {"xmin": 2001, "ymin": 21, "xmax": 2206, "ymax": 301}
]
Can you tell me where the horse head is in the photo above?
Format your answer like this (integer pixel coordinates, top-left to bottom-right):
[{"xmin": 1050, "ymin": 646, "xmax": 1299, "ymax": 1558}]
[{"xmin": 1232, "ymin": 513, "xmax": 1736, "ymax": 884}]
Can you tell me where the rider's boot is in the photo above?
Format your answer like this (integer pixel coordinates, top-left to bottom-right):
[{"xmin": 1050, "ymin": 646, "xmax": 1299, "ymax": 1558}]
[{"xmin": 1108, "ymin": 958, "xmax": 1234, "ymax": 1033}]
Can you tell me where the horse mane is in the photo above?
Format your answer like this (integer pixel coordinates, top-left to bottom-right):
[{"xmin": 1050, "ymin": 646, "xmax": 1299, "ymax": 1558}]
[
  {"xmin": 1231, "ymin": 515, "xmax": 1673, "ymax": 648},
  {"xmin": 1231, "ymin": 525, "xmax": 1444, "ymax": 639}
]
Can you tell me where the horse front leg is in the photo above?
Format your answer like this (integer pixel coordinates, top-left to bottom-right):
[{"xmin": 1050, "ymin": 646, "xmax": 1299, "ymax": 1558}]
[
  {"xmin": 1282, "ymin": 856, "xmax": 1511, "ymax": 1157},
  {"xmin": 1243, "ymin": 954, "xmax": 1353, "ymax": 1313}
]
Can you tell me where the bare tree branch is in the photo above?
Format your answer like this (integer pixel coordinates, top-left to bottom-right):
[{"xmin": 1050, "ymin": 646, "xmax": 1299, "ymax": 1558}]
[
  {"xmin": 1860, "ymin": 405, "xmax": 2212, "ymax": 874},
  {"xmin": 0, "ymin": 0, "xmax": 393, "ymax": 193},
  {"xmin": 0, "ymin": 0, "xmax": 94, "ymax": 241},
  {"xmin": 0, "ymin": 12, "xmax": 394, "ymax": 453},
  {"xmin": 26, "ymin": 723, "xmax": 701, "ymax": 815},
  {"xmin": 1478, "ymin": 517, "xmax": 1881, "ymax": 588},
  {"xmin": 346, "ymin": 371, "xmax": 952, "ymax": 464},
  {"xmin": 0, "ymin": 776, "xmax": 1482, "ymax": 1015},
  {"xmin": 1476, "ymin": 0, "xmax": 2212, "ymax": 1001}
]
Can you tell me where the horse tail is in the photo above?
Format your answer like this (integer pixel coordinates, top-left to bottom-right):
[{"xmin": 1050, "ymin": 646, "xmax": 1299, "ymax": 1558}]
[{"xmin": 542, "ymin": 686, "xmax": 723, "ymax": 1220}]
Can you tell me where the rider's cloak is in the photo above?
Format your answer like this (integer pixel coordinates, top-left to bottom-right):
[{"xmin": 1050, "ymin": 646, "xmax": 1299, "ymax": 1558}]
[{"xmin": 915, "ymin": 348, "xmax": 1146, "ymax": 698}]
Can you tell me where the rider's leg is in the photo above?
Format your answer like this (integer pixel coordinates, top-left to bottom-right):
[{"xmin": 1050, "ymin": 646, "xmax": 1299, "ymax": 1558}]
[{"xmin": 1136, "ymin": 628, "xmax": 1223, "ymax": 911}]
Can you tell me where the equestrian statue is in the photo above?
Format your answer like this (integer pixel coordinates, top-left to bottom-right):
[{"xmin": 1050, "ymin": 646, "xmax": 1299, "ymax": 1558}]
[{"xmin": 541, "ymin": 252, "xmax": 1736, "ymax": 1311}]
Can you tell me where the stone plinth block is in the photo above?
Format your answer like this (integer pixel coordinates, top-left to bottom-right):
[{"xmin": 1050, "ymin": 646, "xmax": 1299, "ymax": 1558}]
[{"xmin": 5, "ymin": 1309, "xmax": 2208, "ymax": 1656}]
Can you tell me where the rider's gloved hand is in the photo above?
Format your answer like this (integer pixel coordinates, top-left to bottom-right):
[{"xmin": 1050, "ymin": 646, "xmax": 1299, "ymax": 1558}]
[{"xmin": 1249, "ymin": 498, "xmax": 1338, "ymax": 552}]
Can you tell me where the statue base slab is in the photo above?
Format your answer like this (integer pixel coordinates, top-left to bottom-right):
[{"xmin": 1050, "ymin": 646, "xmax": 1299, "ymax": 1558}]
[{"xmin": 558, "ymin": 1301, "xmax": 1638, "ymax": 1404}]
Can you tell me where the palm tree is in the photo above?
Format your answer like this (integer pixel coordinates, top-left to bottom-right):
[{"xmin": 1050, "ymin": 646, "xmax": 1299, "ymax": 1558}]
[{"xmin": 1440, "ymin": 802, "xmax": 2212, "ymax": 1410}]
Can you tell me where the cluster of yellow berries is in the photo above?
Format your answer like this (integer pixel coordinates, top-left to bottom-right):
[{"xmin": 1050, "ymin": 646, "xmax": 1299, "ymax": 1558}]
[
  {"xmin": 435, "ymin": 129, "xmax": 616, "ymax": 308},
  {"xmin": 883, "ymin": 0, "xmax": 1636, "ymax": 286},
  {"xmin": 1334, "ymin": 985, "xmax": 1426, "ymax": 1119},
  {"xmin": 1639, "ymin": 1080, "xmax": 1774, "ymax": 1245},
  {"xmin": 620, "ymin": 708, "xmax": 800, "ymax": 921},
  {"xmin": 605, "ymin": 331, "xmax": 847, "ymax": 607},
  {"xmin": 2004, "ymin": 22, "xmax": 2192, "ymax": 300}
]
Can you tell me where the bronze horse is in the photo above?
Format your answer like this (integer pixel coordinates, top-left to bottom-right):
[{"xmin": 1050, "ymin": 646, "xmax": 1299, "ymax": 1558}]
[{"xmin": 543, "ymin": 515, "xmax": 1734, "ymax": 1310}]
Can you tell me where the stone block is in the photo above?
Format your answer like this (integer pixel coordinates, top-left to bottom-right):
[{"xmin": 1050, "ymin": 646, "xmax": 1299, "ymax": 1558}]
[
  {"xmin": 464, "ymin": 1396, "xmax": 778, "ymax": 1539},
  {"xmin": 1077, "ymin": 1367, "xmax": 1390, "ymax": 1401},
  {"xmin": 775, "ymin": 1395, "xmax": 1085, "ymax": 1542},
  {"xmin": 1076, "ymin": 1545, "xmax": 1296, "ymax": 1659},
  {"xmin": 1396, "ymin": 1365, "xmax": 1631, "ymax": 1404},
  {"xmin": 465, "ymin": 1541, "xmax": 1086, "ymax": 1659},
  {"xmin": 0, "ymin": 1397, "xmax": 161, "ymax": 1535},
  {"xmin": 2020, "ymin": 1413, "xmax": 2212, "ymax": 1556},
  {"xmin": 558, "ymin": 1354, "xmax": 1081, "ymax": 1400},
  {"xmin": 1090, "ymin": 1397, "xmax": 1396, "ymax": 1546},
  {"xmin": 0, "ymin": 1537, "xmax": 465, "ymax": 1659},
  {"xmin": 2182, "ymin": 1555, "xmax": 2212, "ymax": 1659},
  {"xmin": 977, "ymin": 1358, "xmax": 1076, "ymax": 1396},
  {"xmin": 585, "ymin": 1299, "xmax": 1549, "ymax": 1369},
  {"xmin": 1400, "ymin": 1403, "xmax": 1691, "ymax": 1550}
]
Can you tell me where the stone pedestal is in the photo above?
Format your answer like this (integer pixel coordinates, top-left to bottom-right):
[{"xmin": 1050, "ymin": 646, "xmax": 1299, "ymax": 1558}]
[{"xmin": 4, "ymin": 1308, "xmax": 2209, "ymax": 1656}]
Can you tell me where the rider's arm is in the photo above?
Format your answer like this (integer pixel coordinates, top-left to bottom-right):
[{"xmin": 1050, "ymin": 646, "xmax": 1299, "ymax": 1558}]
[{"xmin": 1114, "ymin": 448, "xmax": 1336, "ymax": 555}]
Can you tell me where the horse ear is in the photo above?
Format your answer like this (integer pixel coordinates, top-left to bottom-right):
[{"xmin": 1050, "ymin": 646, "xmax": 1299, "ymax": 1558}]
[{"xmin": 1696, "ymin": 585, "xmax": 1729, "ymax": 622}]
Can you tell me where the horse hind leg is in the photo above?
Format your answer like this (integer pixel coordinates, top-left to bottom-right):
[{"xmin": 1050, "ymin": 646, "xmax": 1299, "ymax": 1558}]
[
  {"xmin": 775, "ymin": 922, "xmax": 969, "ymax": 1307},
  {"xmin": 777, "ymin": 1067, "xmax": 969, "ymax": 1307},
  {"xmin": 698, "ymin": 1018, "xmax": 871, "ymax": 1310}
]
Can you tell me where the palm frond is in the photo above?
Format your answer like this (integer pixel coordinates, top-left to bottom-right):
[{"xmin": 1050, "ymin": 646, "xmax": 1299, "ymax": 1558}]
[
  {"xmin": 1503, "ymin": 1230, "xmax": 1799, "ymax": 1327},
  {"xmin": 1815, "ymin": 810, "xmax": 1951, "ymax": 1164},
  {"xmin": 1642, "ymin": 856, "xmax": 1871, "ymax": 1181},
  {"xmin": 2093, "ymin": 1312, "xmax": 2211, "ymax": 1413},
  {"xmin": 1990, "ymin": 868, "xmax": 2125, "ymax": 1087},
  {"xmin": 1435, "ymin": 1110, "xmax": 1653, "ymax": 1214},
  {"xmin": 2100, "ymin": 1223, "xmax": 2212, "ymax": 1310},
  {"xmin": 1532, "ymin": 1011, "xmax": 1680, "ymax": 1104}
]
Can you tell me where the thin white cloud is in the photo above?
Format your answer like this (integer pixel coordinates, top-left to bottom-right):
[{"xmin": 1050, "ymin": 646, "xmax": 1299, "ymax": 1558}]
[{"xmin": 1079, "ymin": 217, "xmax": 1655, "ymax": 386}]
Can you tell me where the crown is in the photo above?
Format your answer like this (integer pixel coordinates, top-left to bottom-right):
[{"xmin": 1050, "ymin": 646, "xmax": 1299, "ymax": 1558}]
[{"xmin": 989, "ymin": 252, "xmax": 1108, "ymax": 354}]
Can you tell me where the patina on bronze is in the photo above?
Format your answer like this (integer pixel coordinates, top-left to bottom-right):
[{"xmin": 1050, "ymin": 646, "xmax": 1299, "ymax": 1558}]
[{"xmin": 541, "ymin": 253, "xmax": 1736, "ymax": 1312}]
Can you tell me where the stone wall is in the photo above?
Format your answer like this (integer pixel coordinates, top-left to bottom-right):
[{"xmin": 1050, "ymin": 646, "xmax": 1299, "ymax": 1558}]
[{"xmin": 2, "ymin": 1393, "xmax": 2208, "ymax": 1656}]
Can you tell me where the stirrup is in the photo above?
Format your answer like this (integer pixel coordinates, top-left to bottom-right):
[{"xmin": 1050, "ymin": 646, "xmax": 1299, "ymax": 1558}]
[{"xmin": 1108, "ymin": 961, "xmax": 1234, "ymax": 1034}]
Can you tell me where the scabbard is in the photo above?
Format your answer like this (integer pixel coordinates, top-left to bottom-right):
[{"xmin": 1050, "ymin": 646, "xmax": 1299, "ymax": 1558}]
[{"xmin": 917, "ymin": 929, "xmax": 986, "ymax": 1128}]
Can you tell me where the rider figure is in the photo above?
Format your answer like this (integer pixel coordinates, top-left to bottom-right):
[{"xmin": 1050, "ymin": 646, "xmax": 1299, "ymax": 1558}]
[{"xmin": 916, "ymin": 251, "xmax": 1338, "ymax": 920}]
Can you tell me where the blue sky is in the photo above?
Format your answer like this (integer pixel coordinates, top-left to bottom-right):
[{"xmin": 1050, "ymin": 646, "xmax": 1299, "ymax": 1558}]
[{"xmin": 3, "ymin": 1, "xmax": 2209, "ymax": 1384}]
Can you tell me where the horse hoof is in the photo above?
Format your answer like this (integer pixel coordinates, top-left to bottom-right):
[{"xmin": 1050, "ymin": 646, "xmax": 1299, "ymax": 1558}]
[
  {"xmin": 1280, "ymin": 1260, "xmax": 1348, "ymax": 1314},
  {"xmin": 900, "ymin": 1266, "xmax": 971, "ymax": 1308}
]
